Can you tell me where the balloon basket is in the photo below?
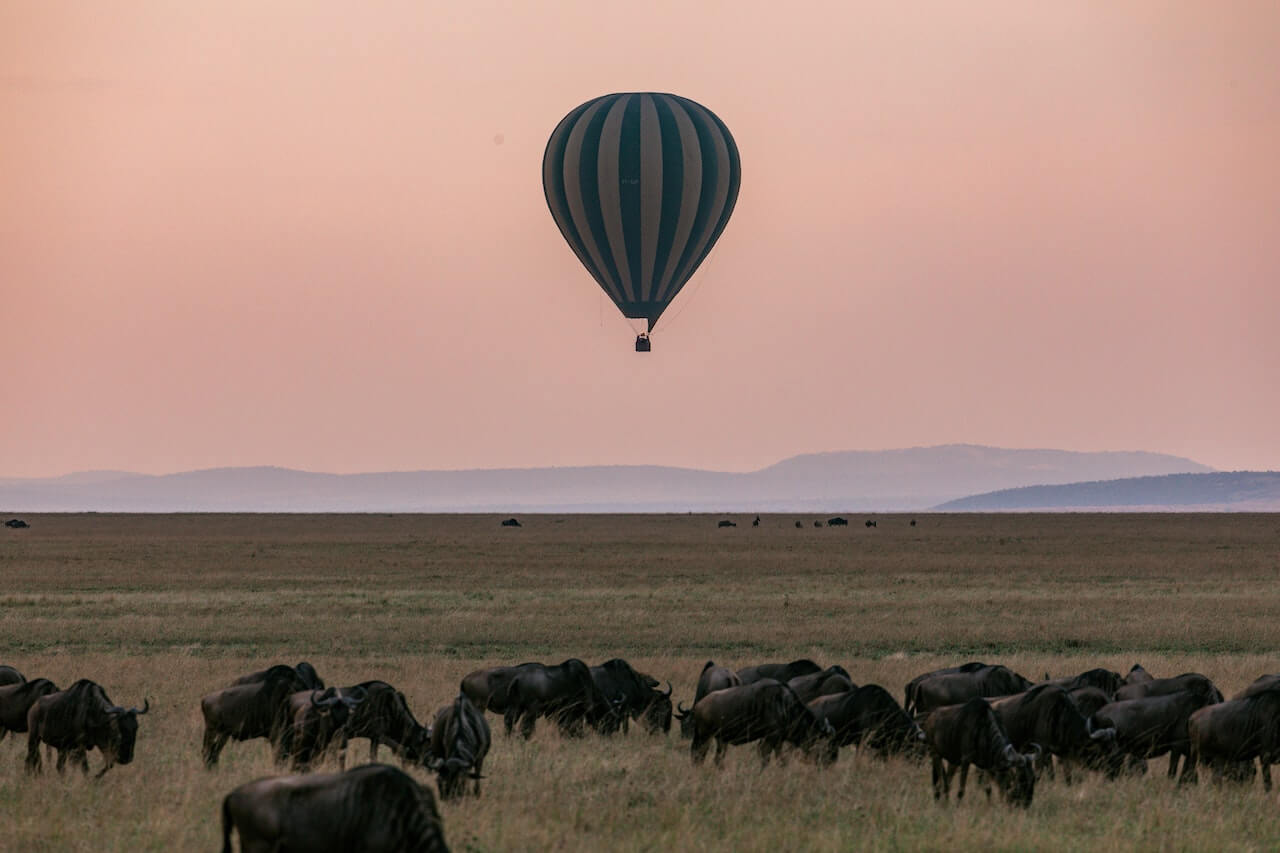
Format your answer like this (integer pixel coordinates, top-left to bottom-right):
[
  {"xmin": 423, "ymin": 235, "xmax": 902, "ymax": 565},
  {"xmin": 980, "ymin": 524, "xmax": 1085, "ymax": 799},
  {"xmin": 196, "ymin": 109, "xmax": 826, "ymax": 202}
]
[{"xmin": 635, "ymin": 334, "xmax": 651, "ymax": 353}]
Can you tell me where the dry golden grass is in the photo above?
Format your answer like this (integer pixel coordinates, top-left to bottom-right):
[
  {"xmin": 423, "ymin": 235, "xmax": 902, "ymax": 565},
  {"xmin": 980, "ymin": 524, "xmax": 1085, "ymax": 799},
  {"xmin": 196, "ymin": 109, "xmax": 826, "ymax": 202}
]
[{"xmin": 2, "ymin": 512, "xmax": 1280, "ymax": 850}]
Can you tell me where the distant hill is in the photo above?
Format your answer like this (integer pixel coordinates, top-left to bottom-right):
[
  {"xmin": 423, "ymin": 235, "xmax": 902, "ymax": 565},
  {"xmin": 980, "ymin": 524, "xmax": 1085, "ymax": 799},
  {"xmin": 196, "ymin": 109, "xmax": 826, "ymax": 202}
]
[
  {"xmin": 0, "ymin": 445, "xmax": 1213, "ymax": 513},
  {"xmin": 936, "ymin": 471, "xmax": 1280, "ymax": 511}
]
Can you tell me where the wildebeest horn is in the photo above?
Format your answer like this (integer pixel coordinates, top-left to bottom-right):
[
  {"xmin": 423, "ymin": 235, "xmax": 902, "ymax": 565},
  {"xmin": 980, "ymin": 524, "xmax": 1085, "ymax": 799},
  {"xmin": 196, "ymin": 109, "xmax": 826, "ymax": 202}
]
[
  {"xmin": 128, "ymin": 698, "xmax": 150, "ymax": 715},
  {"xmin": 662, "ymin": 681, "xmax": 673, "ymax": 698},
  {"xmin": 342, "ymin": 686, "xmax": 368, "ymax": 706},
  {"xmin": 675, "ymin": 701, "xmax": 690, "ymax": 717},
  {"xmin": 1090, "ymin": 726, "xmax": 1117, "ymax": 742},
  {"xmin": 1027, "ymin": 743, "xmax": 1044, "ymax": 761}
]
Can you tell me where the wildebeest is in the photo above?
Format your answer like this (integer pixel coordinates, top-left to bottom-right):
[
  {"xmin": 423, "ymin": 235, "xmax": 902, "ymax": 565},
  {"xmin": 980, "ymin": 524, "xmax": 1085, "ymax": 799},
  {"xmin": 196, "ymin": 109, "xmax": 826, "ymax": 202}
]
[
  {"xmin": 989, "ymin": 684, "xmax": 1121, "ymax": 782},
  {"xmin": 787, "ymin": 665, "xmax": 855, "ymax": 704},
  {"xmin": 221, "ymin": 763, "xmax": 448, "ymax": 853},
  {"xmin": 904, "ymin": 662, "xmax": 989, "ymax": 716},
  {"xmin": 0, "ymin": 678, "xmax": 59, "ymax": 744},
  {"xmin": 808, "ymin": 684, "xmax": 925, "ymax": 758},
  {"xmin": 813, "ymin": 521, "xmax": 823, "ymax": 527},
  {"xmin": 333, "ymin": 681, "xmax": 430, "ymax": 767},
  {"xmin": 430, "ymin": 693, "xmax": 491, "ymax": 799},
  {"xmin": 923, "ymin": 697, "xmax": 1040, "ymax": 807},
  {"xmin": 910, "ymin": 665, "xmax": 1034, "ymax": 717},
  {"xmin": 752, "ymin": 515, "xmax": 761, "ymax": 527},
  {"xmin": 795, "ymin": 521, "xmax": 803, "ymax": 529},
  {"xmin": 910, "ymin": 519, "xmax": 917, "ymax": 527},
  {"xmin": 503, "ymin": 659, "xmax": 622, "ymax": 739},
  {"xmin": 460, "ymin": 663, "xmax": 541, "ymax": 722},
  {"xmin": 1185, "ymin": 687, "xmax": 1280, "ymax": 789},
  {"xmin": 676, "ymin": 661, "xmax": 743, "ymax": 739},
  {"xmin": 1114, "ymin": 672, "xmax": 1223, "ymax": 705},
  {"xmin": 1040, "ymin": 668, "xmax": 1123, "ymax": 699},
  {"xmin": 865, "ymin": 519, "xmax": 877, "ymax": 528},
  {"xmin": 26, "ymin": 679, "xmax": 149, "ymax": 778},
  {"xmin": 827, "ymin": 517, "xmax": 848, "ymax": 526},
  {"xmin": 589, "ymin": 659, "xmax": 671, "ymax": 735},
  {"xmin": 688, "ymin": 679, "xmax": 837, "ymax": 767},
  {"xmin": 0, "ymin": 665, "xmax": 24, "ymax": 686},
  {"xmin": 202, "ymin": 666, "xmax": 319, "ymax": 767},
  {"xmin": 737, "ymin": 659, "xmax": 823, "ymax": 686},
  {"xmin": 717, "ymin": 520, "xmax": 736, "ymax": 528},
  {"xmin": 1092, "ymin": 690, "xmax": 1217, "ymax": 779},
  {"xmin": 232, "ymin": 662, "xmax": 324, "ymax": 691},
  {"xmin": 501, "ymin": 517, "xmax": 521, "ymax": 527},
  {"xmin": 4, "ymin": 518, "xmax": 29, "ymax": 529},
  {"xmin": 276, "ymin": 687, "xmax": 368, "ymax": 772}
]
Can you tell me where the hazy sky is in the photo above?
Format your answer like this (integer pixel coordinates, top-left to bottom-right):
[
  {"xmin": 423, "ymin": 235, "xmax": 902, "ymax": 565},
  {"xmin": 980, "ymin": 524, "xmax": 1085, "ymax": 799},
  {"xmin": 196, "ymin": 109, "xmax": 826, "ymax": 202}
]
[{"xmin": 4, "ymin": 2, "xmax": 1277, "ymax": 478}]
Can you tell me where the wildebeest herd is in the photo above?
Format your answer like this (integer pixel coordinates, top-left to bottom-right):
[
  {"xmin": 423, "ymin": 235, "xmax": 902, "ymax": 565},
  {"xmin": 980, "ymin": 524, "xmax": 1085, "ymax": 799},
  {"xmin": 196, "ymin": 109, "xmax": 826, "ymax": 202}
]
[{"xmin": 4, "ymin": 655, "xmax": 1280, "ymax": 849}]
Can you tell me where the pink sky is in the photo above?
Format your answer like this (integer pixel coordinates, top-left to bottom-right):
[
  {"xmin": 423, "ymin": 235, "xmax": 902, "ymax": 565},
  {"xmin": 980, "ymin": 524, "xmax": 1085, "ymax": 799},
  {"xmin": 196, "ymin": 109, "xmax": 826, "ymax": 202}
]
[{"xmin": 3, "ymin": 2, "xmax": 1278, "ymax": 478}]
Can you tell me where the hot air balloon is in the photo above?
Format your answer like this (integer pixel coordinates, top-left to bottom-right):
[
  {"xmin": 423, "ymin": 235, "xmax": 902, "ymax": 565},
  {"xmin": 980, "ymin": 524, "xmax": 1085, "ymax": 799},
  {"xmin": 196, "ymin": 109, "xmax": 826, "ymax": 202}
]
[{"xmin": 543, "ymin": 93, "xmax": 741, "ymax": 351}]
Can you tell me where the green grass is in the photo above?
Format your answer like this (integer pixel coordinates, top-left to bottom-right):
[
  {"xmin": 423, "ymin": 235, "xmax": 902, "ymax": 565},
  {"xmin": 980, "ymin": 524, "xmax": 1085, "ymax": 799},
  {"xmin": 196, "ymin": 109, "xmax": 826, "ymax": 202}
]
[{"xmin": 2, "ymin": 513, "xmax": 1280, "ymax": 850}]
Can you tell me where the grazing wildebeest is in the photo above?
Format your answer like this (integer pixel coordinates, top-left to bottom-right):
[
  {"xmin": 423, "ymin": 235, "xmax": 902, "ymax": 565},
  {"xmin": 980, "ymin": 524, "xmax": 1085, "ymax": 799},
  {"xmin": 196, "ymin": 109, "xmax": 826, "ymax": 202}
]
[
  {"xmin": 501, "ymin": 517, "xmax": 521, "ymax": 527},
  {"xmin": 676, "ymin": 661, "xmax": 743, "ymax": 739},
  {"xmin": 0, "ymin": 665, "xmax": 24, "ymax": 687},
  {"xmin": 752, "ymin": 516, "xmax": 761, "ymax": 527},
  {"xmin": 0, "ymin": 678, "xmax": 59, "ymax": 744},
  {"xmin": 1092, "ymin": 690, "xmax": 1216, "ymax": 779},
  {"xmin": 276, "ymin": 687, "xmax": 368, "ymax": 772},
  {"xmin": 460, "ymin": 663, "xmax": 544, "ymax": 725},
  {"xmin": 865, "ymin": 519, "xmax": 877, "ymax": 528},
  {"xmin": 717, "ymin": 520, "xmax": 736, "ymax": 528},
  {"xmin": 1068, "ymin": 686, "xmax": 1113, "ymax": 719},
  {"xmin": 904, "ymin": 662, "xmax": 989, "ymax": 716},
  {"xmin": 1114, "ymin": 673, "xmax": 1223, "ymax": 705},
  {"xmin": 910, "ymin": 519, "xmax": 917, "ymax": 527},
  {"xmin": 911, "ymin": 665, "xmax": 1034, "ymax": 717},
  {"xmin": 232, "ymin": 662, "xmax": 324, "ymax": 691},
  {"xmin": 688, "ymin": 679, "xmax": 837, "ymax": 767},
  {"xmin": 589, "ymin": 659, "xmax": 671, "ymax": 735},
  {"xmin": 795, "ymin": 521, "xmax": 803, "ymax": 529},
  {"xmin": 989, "ymin": 684, "xmax": 1121, "ymax": 782},
  {"xmin": 221, "ymin": 763, "xmax": 448, "ymax": 853},
  {"xmin": 1122, "ymin": 664, "xmax": 1154, "ymax": 686},
  {"xmin": 1040, "ymin": 668, "xmax": 1123, "ymax": 699},
  {"xmin": 430, "ymin": 693, "xmax": 491, "ymax": 799},
  {"xmin": 503, "ymin": 658, "xmax": 622, "ymax": 739},
  {"xmin": 25, "ymin": 679, "xmax": 149, "ymax": 778},
  {"xmin": 737, "ymin": 659, "xmax": 823, "ymax": 687},
  {"xmin": 787, "ymin": 666, "xmax": 855, "ymax": 704},
  {"xmin": 5, "ymin": 518, "xmax": 29, "ymax": 529},
  {"xmin": 201, "ymin": 666, "xmax": 317, "ymax": 767},
  {"xmin": 808, "ymin": 684, "xmax": 925, "ymax": 758},
  {"xmin": 827, "ymin": 517, "xmax": 848, "ymax": 527},
  {"xmin": 332, "ymin": 681, "xmax": 431, "ymax": 767},
  {"xmin": 1184, "ymin": 687, "xmax": 1280, "ymax": 789},
  {"xmin": 1234, "ymin": 674, "xmax": 1280, "ymax": 700},
  {"xmin": 923, "ymin": 697, "xmax": 1040, "ymax": 807}
]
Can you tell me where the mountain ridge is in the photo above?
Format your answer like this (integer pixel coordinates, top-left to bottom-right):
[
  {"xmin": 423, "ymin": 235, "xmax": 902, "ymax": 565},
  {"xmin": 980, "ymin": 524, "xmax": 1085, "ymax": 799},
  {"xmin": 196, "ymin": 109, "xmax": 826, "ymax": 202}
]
[{"xmin": 0, "ymin": 445, "xmax": 1215, "ymax": 513}]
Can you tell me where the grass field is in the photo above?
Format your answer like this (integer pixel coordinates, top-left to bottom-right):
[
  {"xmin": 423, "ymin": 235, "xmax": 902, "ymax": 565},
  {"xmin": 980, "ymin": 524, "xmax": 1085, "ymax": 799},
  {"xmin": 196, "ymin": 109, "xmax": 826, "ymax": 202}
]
[{"xmin": 2, "ymin": 512, "xmax": 1280, "ymax": 851}]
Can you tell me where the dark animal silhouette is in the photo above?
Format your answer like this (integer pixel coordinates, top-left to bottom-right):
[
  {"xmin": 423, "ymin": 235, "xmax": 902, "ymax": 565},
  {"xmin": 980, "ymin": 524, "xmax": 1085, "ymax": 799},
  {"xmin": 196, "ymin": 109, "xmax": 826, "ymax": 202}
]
[
  {"xmin": 923, "ymin": 697, "xmax": 1039, "ymax": 807},
  {"xmin": 500, "ymin": 517, "xmax": 521, "ymax": 527},
  {"xmin": 430, "ymin": 693, "xmax": 491, "ymax": 799},
  {"xmin": 4, "ymin": 519, "xmax": 29, "ymax": 529},
  {"xmin": 676, "ymin": 661, "xmax": 742, "ymax": 738},
  {"xmin": 688, "ymin": 679, "xmax": 837, "ymax": 767},
  {"xmin": 717, "ymin": 520, "xmax": 736, "ymax": 528},
  {"xmin": 26, "ymin": 679, "xmax": 149, "ymax": 778},
  {"xmin": 827, "ymin": 517, "xmax": 848, "ymax": 526},
  {"xmin": 865, "ymin": 519, "xmax": 877, "ymax": 528},
  {"xmin": 220, "ymin": 763, "xmax": 448, "ymax": 853}
]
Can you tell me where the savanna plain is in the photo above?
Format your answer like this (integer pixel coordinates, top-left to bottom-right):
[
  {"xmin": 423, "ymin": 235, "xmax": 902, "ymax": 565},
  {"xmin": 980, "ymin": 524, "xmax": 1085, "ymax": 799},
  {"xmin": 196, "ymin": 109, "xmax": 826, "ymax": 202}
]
[{"xmin": 2, "ymin": 512, "xmax": 1280, "ymax": 851}]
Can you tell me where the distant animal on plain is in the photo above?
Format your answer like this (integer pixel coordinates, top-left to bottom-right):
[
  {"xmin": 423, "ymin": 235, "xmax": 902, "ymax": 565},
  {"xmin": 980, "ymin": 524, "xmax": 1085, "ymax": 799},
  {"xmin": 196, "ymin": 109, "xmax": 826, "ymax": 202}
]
[
  {"xmin": 717, "ymin": 520, "xmax": 736, "ymax": 528},
  {"xmin": 500, "ymin": 517, "xmax": 521, "ymax": 527},
  {"xmin": 865, "ymin": 520, "xmax": 877, "ymax": 528},
  {"xmin": 814, "ymin": 521, "xmax": 823, "ymax": 528},
  {"xmin": 827, "ymin": 517, "xmax": 848, "ymax": 526},
  {"xmin": 795, "ymin": 521, "xmax": 803, "ymax": 529},
  {"xmin": 752, "ymin": 516, "xmax": 760, "ymax": 527},
  {"xmin": 910, "ymin": 519, "xmax": 917, "ymax": 527},
  {"xmin": 5, "ymin": 519, "xmax": 28, "ymax": 529}
]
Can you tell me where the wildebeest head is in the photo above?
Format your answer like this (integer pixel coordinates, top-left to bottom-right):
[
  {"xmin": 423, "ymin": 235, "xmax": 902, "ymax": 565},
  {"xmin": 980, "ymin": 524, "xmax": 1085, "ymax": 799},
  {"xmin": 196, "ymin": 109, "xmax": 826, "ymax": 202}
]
[
  {"xmin": 310, "ymin": 686, "xmax": 367, "ymax": 731},
  {"xmin": 103, "ymin": 698, "xmax": 150, "ymax": 766},
  {"xmin": 640, "ymin": 682, "xmax": 674, "ymax": 735},
  {"xmin": 996, "ymin": 743, "xmax": 1040, "ymax": 808},
  {"xmin": 295, "ymin": 662, "xmax": 324, "ymax": 690}
]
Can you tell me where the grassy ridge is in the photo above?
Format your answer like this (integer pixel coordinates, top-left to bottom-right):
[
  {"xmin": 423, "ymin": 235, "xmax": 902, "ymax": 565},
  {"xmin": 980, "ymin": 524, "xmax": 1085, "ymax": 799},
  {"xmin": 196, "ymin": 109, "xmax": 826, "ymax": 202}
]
[{"xmin": 1, "ymin": 513, "xmax": 1280, "ymax": 850}]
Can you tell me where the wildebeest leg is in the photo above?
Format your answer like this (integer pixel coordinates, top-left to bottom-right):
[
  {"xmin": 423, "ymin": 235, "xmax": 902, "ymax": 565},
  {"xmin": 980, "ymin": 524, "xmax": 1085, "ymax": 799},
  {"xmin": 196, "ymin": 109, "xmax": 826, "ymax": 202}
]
[
  {"xmin": 94, "ymin": 755, "xmax": 115, "ymax": 780},
  {"xmin": 55, "ymin": 748, "xmax": 69, "ymax": 774},
  {"xmin": 202, "ymin": 728, "xmax": 229, "ymax": 768},
  {"xmin": 955, "ymin": 763, "xmax": 970, "ymax": 802},
  {"xmin": 24, "ymin": 732, "xmax": 42, "ymax": 775},
  {"xmin": 369, "ymin": 736, "xmax": 379, "ymax": 762},
  {"xmin": 1179, "ymin": 746, "xmax": 1199, "ymax": 786},
  {"xmin": 931, "ymin": 755, "xmax": 947, "ymax": 801},
  {"xmin": 75, "ymin": 748, "xmax": 90, "ymax": 775},
  {"xmin": 1167, "ymin": 750, "xmax": 1182, "ymax": 779},
  {"xmin": 1041, "ymin": 752, "xmax": 1056, "ymax": 782},
  {"xmin": 1060, "ymin": 756, "xmax": 1074, "ymax": 786},
  {"xmin": 503, "ymin": 707, "xmax": 518, "ymax": 737},
  {"xmin": 519, "ymin": 711, "xmax": 537, "ymax": 740},
  {"xmin": 714, "ymin": 737, "xmax": 728, "ymax": 768},
  {"xmin": 759, "ymin": 738, "xmax": 776, "ymax": 768},
  {"xmin": 691, "ymin": 732, "xmax": 712, "ymax": 766},
  {"xmin": 1262, "ymin": 761, "xmax": 1272, "ymax": 792}
]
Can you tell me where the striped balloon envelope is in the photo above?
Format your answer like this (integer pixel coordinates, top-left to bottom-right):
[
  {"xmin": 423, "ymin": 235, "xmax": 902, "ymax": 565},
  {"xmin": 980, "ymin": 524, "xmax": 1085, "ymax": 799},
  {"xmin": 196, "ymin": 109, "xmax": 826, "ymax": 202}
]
[{"xmin": 543, "ymin": 93, "xmax": 741, "ymax": 350}]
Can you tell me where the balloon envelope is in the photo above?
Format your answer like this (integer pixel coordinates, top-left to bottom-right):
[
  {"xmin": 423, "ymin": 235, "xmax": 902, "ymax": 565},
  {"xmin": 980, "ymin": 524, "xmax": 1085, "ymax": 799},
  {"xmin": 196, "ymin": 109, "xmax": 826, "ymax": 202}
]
[{"xmin": 543, "ymin": 93, "xmax": 741, "ymax": 332}]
